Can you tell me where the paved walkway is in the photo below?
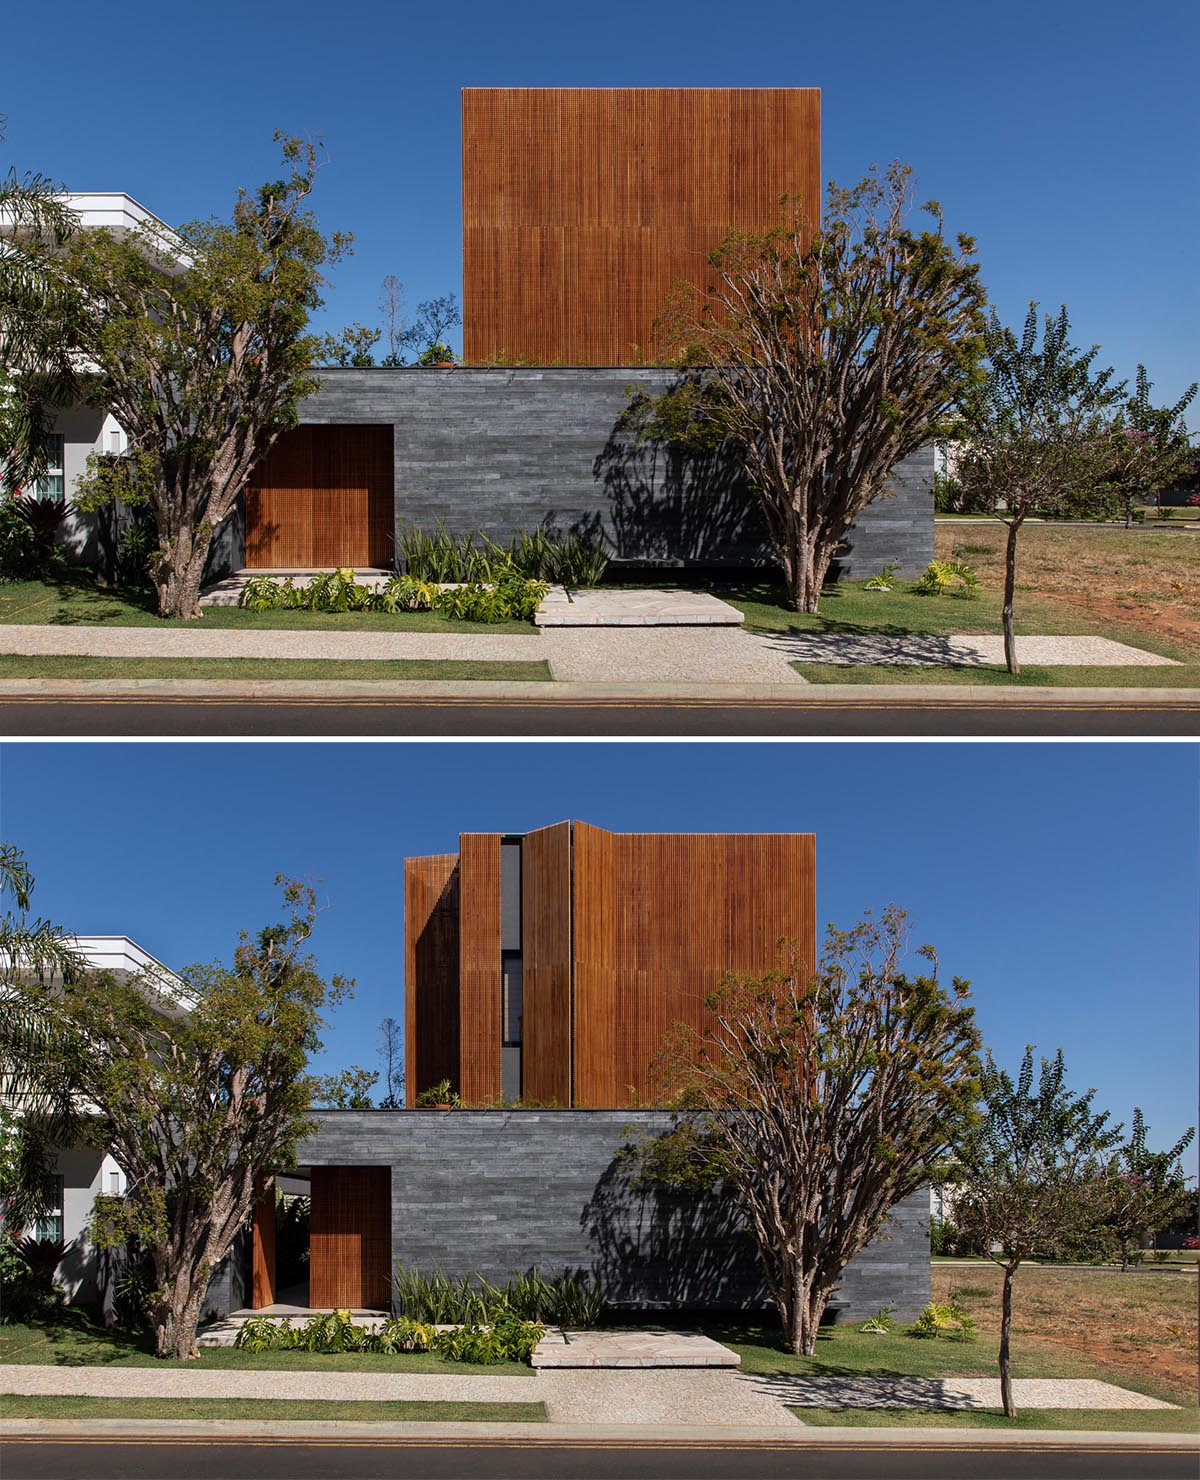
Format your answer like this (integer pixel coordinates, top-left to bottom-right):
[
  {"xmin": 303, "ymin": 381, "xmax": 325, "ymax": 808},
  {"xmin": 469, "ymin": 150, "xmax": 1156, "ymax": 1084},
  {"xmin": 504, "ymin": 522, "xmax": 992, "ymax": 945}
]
[
  {"xmin": 752, "ymin": 632, "xmax": 1179, "ymax": 667},
  {"xmin": 0, "ymin": 1363, "xmax": 794, "ymax": 1427},
  {"xmin": 738, "ymin": 1373, "xmax": 1177, "ymax": 1410},
  {"xmin": 0, "ymin": 623, "xmax": 1178, "ymax": 682},
  {"xmin": 532, "ymin": 1329, "xmax": 739, "ymax": 1368}
]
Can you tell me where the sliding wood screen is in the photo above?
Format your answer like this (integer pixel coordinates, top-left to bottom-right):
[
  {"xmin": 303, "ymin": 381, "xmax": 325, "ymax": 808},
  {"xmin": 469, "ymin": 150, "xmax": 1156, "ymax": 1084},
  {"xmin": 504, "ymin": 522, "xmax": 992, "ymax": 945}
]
[
  {"xmin": 243, "ymin": 424, "xmax": 394, "ymax": 568},
  {"xmin": 521, "ymin": 820, "xmax": 572, "ymax": 1105},
  {"xmin": 250, "ymin": 1182, "xmax": 275, "ymax": 1308},
  {"xmin": 404, "ymin": 854, "xmax": 460, "ymax": 1104},
  {"xmin": 463, "ymin": 87, "xmax": 821, "ymax": 364},
  {"xmin": 458, "ymin": 833, "xmax": 503, "ymax": 1103},
  {"xmin": 308, "ymin": 1166, "xmax": 391, "ymax": 1309},
  {"xmin": 572, "ymin": 823, "xmax": 816, "ymax": 1106}
]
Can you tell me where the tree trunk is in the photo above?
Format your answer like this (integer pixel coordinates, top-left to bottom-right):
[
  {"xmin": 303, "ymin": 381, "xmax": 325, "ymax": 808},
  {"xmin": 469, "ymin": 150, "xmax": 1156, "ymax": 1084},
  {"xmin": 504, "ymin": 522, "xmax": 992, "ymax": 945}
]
[
  {"xmin": 784, "ymin": 1274, "xmax": 828, "ymax": 1357},
  {"xmin": 999, "ymin": 1261, "xmax": 1017, "ymax": 1418},
  {"xmin": 785, "ymin": 538, "xmax": 834, "ymax": 615},
  {"xmin": 154, "ymin": 528, "xmax": 211, "ymax": 621},
  {"xmin": 153, "ymin": 1272, "xmax": 210, "ymax": 1359},
  {"xmin": 1002, "ymin": 520, "xmax": 1021, "ymax": 676}
]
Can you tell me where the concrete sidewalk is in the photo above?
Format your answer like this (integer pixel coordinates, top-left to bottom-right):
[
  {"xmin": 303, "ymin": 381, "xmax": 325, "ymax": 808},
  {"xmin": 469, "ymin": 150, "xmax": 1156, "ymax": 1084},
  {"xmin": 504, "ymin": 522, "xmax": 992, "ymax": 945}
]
[{"xmin": 1, "ymin": 1418, "xmax": 1196, "ymax": 1448}]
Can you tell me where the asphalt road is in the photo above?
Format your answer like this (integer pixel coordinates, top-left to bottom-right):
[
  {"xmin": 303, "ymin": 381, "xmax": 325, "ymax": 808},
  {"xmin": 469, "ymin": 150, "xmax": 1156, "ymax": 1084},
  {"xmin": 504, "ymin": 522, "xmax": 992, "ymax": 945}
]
[
  {"xmin": 3, "ymin": 1438, "xmax": 1197, "ymax": 1480},
  {"xmin": 1, "ymin": 698, "xmax": 1198, "ymax": 736}
]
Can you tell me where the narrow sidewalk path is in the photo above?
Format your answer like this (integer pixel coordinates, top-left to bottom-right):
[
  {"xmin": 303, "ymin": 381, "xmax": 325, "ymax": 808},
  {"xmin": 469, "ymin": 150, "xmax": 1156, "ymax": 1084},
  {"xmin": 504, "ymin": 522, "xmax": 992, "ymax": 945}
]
[
  {"xmin": 738, "ymin": 1373, "xmax": 1178, "ymax": 1410},
  {"xmin": 0, "ymin": 1363, "xmax": 797, "ymax": 1427}
]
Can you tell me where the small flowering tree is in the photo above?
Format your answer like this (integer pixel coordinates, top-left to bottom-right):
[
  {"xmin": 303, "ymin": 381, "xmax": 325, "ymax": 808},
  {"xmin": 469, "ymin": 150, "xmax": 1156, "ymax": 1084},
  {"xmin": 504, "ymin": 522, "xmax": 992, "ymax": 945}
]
[
  {"xmin": 1100, "ymin": 367, "xmax": 1196, "ymax": 527},
  {"xmin": 1095, "ymin": 1109, "xmax": 1194, "ymax": 1270}
]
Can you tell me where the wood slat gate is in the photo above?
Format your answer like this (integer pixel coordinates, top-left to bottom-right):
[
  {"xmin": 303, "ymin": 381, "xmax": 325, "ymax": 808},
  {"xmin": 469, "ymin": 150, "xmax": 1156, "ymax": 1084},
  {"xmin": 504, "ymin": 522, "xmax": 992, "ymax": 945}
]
[
  {"xmin": 243, "ymin": 425, "xmax": 394, "ymax": 568},
  {"xmin": 309, "ymin": 1166, "xmax": 392, "ymax": 1309}
]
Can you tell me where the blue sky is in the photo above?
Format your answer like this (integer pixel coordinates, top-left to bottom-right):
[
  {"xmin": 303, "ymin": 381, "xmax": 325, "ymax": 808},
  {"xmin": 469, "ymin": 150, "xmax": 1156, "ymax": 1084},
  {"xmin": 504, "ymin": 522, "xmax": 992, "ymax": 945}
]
[
  {"xmin": 1, "ymin": 741, "xmax": 1195, "ymax": 1173},
  {"xmin": 3, "ymin": 0, "xmax": 1196, "ymax": 418}
]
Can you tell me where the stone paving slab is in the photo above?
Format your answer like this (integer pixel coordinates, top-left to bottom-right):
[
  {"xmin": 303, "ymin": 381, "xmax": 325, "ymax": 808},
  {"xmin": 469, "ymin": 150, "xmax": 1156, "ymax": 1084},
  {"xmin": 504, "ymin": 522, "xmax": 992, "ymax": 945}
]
[
  {"xmin": 752, "ymin": 631, "xmax": 1179, "ymax": 667},
  {"xmin": 532, "ymin": 1329, "xmax": 739, "ymax": 1368},
  {"xmin": 535, "ymin": 587, "xmax": 744, "ymax": 627},
  {"xmin": 738, "ymin": 1373, "xmax": 1178, "ymax": 1410}
]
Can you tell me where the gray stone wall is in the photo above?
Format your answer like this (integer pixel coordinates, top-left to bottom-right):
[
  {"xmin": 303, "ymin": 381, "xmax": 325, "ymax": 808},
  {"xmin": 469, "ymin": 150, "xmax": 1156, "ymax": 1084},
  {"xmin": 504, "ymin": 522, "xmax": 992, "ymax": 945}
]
[
  {"xmin": 292, "ymin": 1110, "xmax": 930, "ymax": 1321},
  {"xmin": 211, "ymin": 368, "xmax": 934, "ymax": 579}
]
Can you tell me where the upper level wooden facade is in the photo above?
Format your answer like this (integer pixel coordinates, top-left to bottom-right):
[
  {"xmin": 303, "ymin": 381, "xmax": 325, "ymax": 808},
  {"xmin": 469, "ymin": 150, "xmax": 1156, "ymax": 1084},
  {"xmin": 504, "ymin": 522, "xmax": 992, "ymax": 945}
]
[
  {"xmin": 462, "ymin": 87, "xmax": 822, "ymax": 365},
  {"xmin": 404, "ymin": 821, "xmax": 816, "ymax": 1107}
]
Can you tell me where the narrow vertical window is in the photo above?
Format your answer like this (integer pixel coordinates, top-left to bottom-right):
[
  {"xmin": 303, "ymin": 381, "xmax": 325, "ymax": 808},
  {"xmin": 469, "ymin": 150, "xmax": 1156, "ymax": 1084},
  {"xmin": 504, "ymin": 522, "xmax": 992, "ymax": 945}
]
[{"xmin": 33, "ymin": 434, "xmax": 65, "ymax": 501}]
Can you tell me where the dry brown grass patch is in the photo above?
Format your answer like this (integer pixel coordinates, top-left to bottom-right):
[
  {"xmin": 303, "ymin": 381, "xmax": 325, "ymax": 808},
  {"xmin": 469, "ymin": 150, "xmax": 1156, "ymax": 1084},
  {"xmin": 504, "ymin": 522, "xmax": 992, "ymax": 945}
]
[{"xmin": 932, "ymin": 1263, "xmax": 1199, "ymax": 1405}]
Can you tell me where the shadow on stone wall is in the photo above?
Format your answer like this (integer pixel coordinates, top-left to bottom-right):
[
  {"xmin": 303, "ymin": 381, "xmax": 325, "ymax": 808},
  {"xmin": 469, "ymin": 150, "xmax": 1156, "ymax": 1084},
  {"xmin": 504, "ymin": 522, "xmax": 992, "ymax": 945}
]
[
  {"xmin": 592, "ymin": 389, "xmax": 771, "ymax": 566},
  {"xmin": 580, "ymin": 1145, "xmax": 766, "ymax": 1308}
]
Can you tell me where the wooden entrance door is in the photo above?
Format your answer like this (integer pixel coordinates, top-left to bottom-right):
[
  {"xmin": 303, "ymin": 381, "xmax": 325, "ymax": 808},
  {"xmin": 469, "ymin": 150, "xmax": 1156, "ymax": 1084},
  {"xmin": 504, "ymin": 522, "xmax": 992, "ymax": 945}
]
[
  {"xmin": 243, "ymin": 425, "xmax": 394, "ymax": 568},
  {"xmin": 309, "ymin": 1166, "xmax": 392, "ymax": 1309}
]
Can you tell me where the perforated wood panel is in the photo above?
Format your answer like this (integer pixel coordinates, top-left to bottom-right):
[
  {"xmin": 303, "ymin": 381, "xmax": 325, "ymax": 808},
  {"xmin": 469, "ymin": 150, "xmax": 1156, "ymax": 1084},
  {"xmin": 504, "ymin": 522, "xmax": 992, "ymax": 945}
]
[
  {"xmin": 463, "ymin": 88, "xmax": 821, "ymax": 365},
  {"xmin": 458, "ymin": 833, "xmax": 503, "ymax": 1103},
  {"xmin": 571, "ymin": 823, "xmax": 816, "ymax": 1106},
  {"xmin": 309, "ymin": 1165, "xmax": 391, "ymax": 1309},
  {"xmin": 521, "ymin": 821, "xmax": 572, "ymax": 1105},
  {"xmin": 243, "ymin": 425, "xmax": 394, "ymax": 568},
  {"xmin": 404, "ymin": 854, "xmax": 460, "ymax": 1104}
]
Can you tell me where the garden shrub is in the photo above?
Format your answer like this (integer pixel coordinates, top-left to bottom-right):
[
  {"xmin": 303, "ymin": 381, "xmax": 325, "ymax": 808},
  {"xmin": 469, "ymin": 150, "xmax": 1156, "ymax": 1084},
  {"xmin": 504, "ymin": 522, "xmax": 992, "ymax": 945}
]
[
  {"xmin": 398, "ymin": 519, "xmax": 608, "ymax": 587},
  {"xmin": 911, "ymin": 1299, "xmax": 976, "ymax": 1340},
  {"xmin": 236, "ymin": 568, "xmax": 547, "ymax": 624},
  {"xmin": 0, "ymin": 499, "xmax": 46, "ymax": 581},
  {"xmin": 393, "ymin": 1264, "xmax": 605, "ymax": 1329},
  {"xmin": 911, "ymin": 559, "xmax": 979, "ymax": 599},
  {"xmin": 232, "ymin": 1308, "xmax": 539, "ymax": 1363},
  {"xmin": 859, "ymin": 1306, "xmax": 897, "ymax": 1334}
]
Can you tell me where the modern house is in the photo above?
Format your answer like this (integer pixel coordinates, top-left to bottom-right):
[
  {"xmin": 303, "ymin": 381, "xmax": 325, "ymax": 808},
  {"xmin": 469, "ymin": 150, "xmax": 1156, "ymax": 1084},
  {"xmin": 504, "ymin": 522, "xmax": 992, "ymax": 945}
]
[
  {"xmin": 243, "ymin": 822, "xmax": 929, "ymax": 1322},
  {"xmin": 10, "ymin": 86, "xmax": 933, "ymax": 584}
]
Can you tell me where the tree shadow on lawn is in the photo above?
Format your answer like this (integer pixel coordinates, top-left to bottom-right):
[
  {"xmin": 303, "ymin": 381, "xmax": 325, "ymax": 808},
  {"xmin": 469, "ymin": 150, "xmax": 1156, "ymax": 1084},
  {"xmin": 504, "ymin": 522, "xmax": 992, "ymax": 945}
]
[
  {"xmin": 38, "ymin": 567, "xmax": 157, "ymax": 626},
  {"xmin": 4, "ymin": 1311, "xmax": 154, "ymax": 1366}
]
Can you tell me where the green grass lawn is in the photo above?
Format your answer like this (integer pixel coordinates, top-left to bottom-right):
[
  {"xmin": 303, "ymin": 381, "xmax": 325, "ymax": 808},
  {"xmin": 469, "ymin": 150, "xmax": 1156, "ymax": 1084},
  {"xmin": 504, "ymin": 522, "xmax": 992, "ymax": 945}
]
[
  {"xmin": 0, "ymin": 575, "xmax": 536, "ymax": 635},
  {"xmin": 0, "ymin": 1395, "xmax": 547, "ymax": 1424},
  {"xmin": 0, "ymin": 655, "xmax": 552, "ymax": 683},
  {"xmin": 793, "ymin": 663, "xmax": 1200, "ymax": 688},
  {"xmin": 0, "ymin": 1320, "xmax": 533, "ymax": 1377},
  {"xmin": 794, "ymin": 1407, "xmax": 1200, "ymax": 1433}
]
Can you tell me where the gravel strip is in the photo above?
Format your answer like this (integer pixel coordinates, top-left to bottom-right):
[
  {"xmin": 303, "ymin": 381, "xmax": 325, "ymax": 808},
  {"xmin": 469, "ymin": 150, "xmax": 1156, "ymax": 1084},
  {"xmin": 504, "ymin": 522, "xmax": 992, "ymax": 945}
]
[{"xmin": 738, "ymin": 1374, "xmax": 1178, "ymax": 1410}]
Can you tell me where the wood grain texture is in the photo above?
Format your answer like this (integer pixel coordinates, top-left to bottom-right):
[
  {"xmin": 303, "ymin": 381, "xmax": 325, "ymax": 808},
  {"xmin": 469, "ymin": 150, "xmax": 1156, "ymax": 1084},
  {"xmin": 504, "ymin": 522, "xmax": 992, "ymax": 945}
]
[
  {"xmin": 458, "ymin": 833, "xmax": 503, "ymax": 1104},
  {"xmin": 404, "ymin": 854, "xmax": 460, "ymax": 1105},
  {"xmin": 309, "ymin": 1165, "xmax": 391, "ymax": 1309},
  {"xmin": 463, "ymin": 88, "xmax": 821, "ymax": 365},
  {"xmin": 520, "ymin": 820, "xmax": 572, "ymax": 1106},
  {"xmin": 250, "ymin": 1183, "xmax": 275, "ymax": 1309},
  {"xmin": 244, "ymin": 424, "xmax": 394, "ymax": 568},
  {"xmin": 571, "ymin": 822, "xmax": 816, "ymax": 1106}
]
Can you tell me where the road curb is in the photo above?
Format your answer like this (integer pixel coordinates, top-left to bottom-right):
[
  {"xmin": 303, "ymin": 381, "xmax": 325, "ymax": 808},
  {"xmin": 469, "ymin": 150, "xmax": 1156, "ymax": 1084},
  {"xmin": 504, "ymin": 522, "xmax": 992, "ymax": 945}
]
[
  {"xmin": 1, "ymin": 1417, "xmax": 1196, "ymax": 1448},
  {"xmin": 0, "ymin": 679, "xmax": 1196, "ymax": 706}
]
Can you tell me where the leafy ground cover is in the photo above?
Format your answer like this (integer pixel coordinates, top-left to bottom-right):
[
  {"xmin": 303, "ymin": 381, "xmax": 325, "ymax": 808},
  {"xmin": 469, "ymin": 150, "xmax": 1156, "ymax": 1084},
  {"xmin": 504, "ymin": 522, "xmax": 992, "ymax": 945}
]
[
  {"xmin": 929, "ymin": 1263, "xmax": 1198, "ymax": 1407},
  {"xmin": 796, "ymin": 1407, "xmax": 1200, "ymax": 1432},
  {"xmin": 0, "ymin": 1395, "xmax": 547, "ymax": 1423},
  {"xmin": 0, "ymin": 1319, "xmax": 533, "ymax": 1377},
  {"xmin": 0, "ymin": 656, "xmax": 551, "ymax": 683},
  {"xmin": 0, "ymin": 575, "xmax": 535, "ymax": 635}
]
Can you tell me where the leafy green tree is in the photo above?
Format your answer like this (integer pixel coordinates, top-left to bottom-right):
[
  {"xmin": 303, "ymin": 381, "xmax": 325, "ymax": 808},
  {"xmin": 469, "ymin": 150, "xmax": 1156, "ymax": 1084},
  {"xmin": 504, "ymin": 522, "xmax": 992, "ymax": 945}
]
[
  {"xmin": 401, "ymin": 292, "xmax": 461, "ymax": 364},
  {"xmin": 2, "ymin": 875, "xmax": 352, "ymax": 1359},
  {"xmin": 316, "ymin": 322, "xmax": 381, "ymax": 367},
  {"xmin": 1100, "ymin": 367, "xmax": 1197, "ymax": 527},
  {"xmin": 58, "ymin": 133, "xmax": 353, "ymax": 620},
  {"xmin": 646, "ymin": 906, "xmax": 981, "ymax": 1356},
  {"xmin": 311, "ymin": 1065, "xmax": 378, "ymax": 1109},
  {"xmin": 1095, "ymin": 1108, "xmax": 1195, "ymax": 1270},
  {"xmin": 954, "ymin": 1048, "xmax": 1121, "ymax": 1418},
  {"xmin": 957, "ymin": 305, "xmax": 1124, "ymax": 673},
  {"xmin": 0, "ymin": 131, "xmax": 85, "ymax": 489},
  {"xmin": 0, "ymin": 842, "xmax": 86, "ymax": 1231},
  {"xmin": 652, "ymin": 163, "xmax": 986, "ymax": 611}
]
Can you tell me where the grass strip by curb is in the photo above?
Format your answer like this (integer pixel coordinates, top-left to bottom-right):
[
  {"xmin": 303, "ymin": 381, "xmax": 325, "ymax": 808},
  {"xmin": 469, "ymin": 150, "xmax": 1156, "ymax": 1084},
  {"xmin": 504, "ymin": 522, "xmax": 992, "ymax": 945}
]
[
  {"xmin": 791, "ymin": 1406, "xmax": 1199, "ymax": 1433},
  {"xmin": 0, "ymin": 656, "xmax": 552, "ymax": 683},
  {"xmin": 0, "ymin": 1395, "xmax": 548, "ymax": 1424},
  {"xmin": 792, "ymin": 663, "xmax": 1200, "ymax": 688}
]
